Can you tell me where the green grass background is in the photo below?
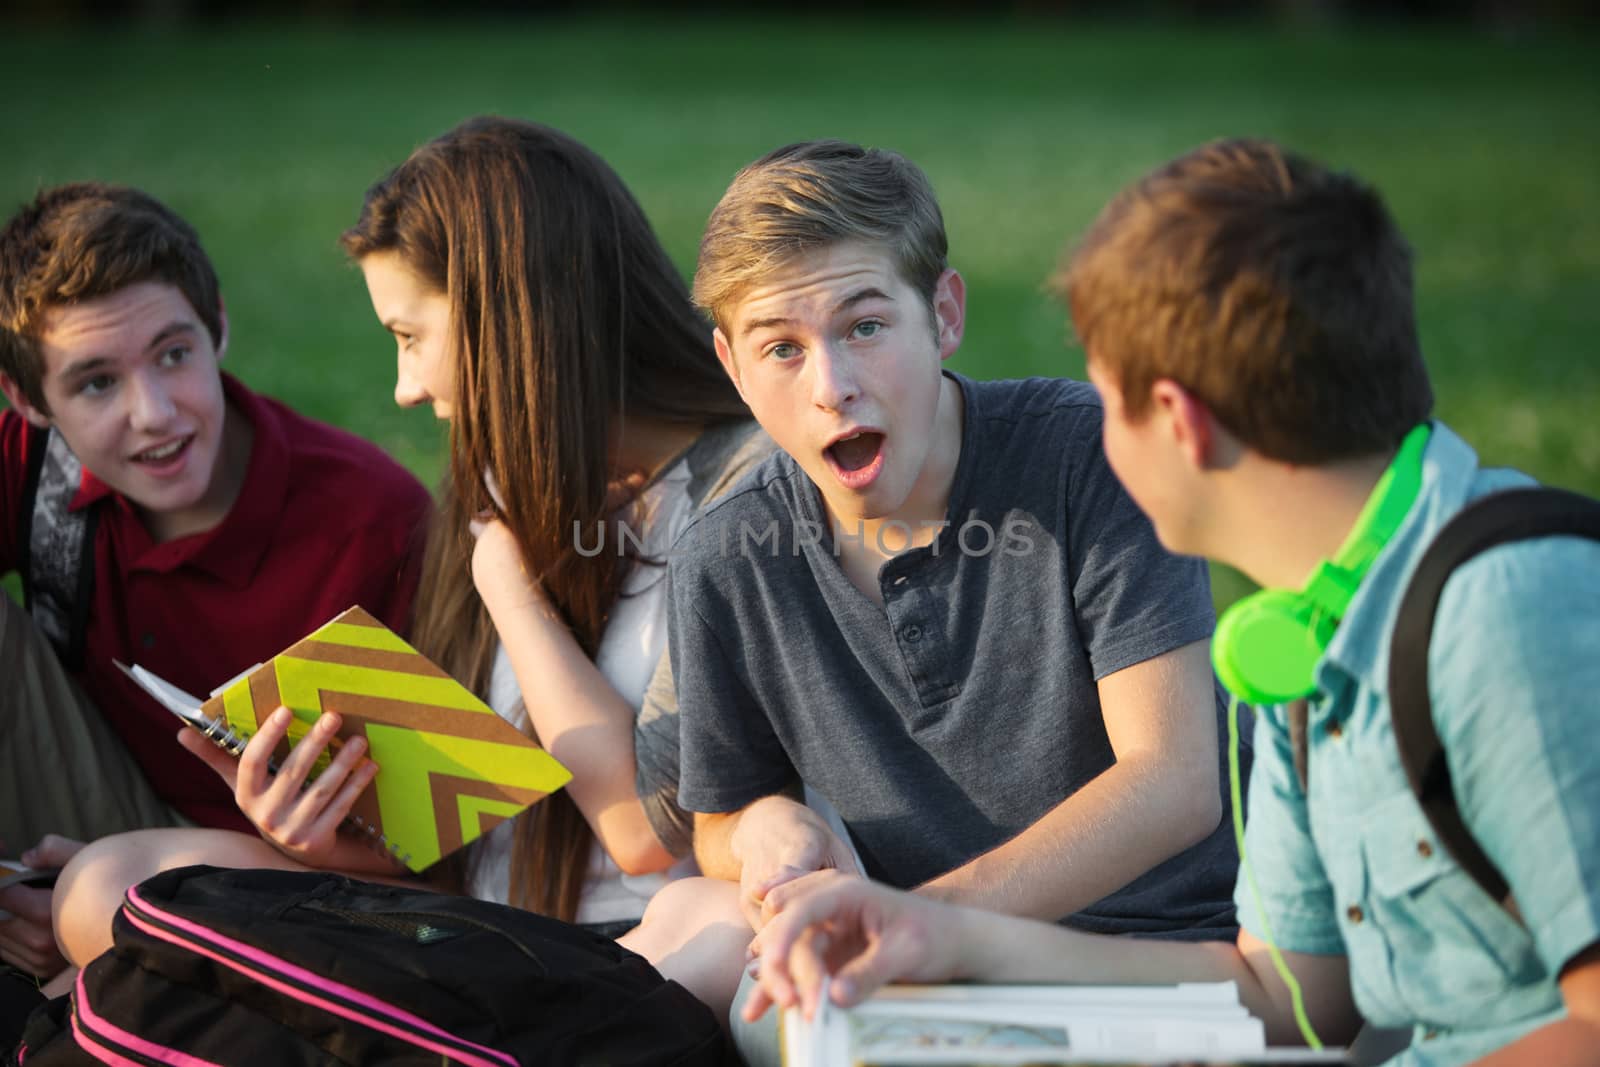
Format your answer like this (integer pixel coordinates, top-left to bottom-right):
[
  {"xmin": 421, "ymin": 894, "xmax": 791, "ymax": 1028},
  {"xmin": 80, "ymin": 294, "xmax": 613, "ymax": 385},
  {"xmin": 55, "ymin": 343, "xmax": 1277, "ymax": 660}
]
[{"xmin": 4, "ymin": 16, "xmax": 1597, "ymax": 607}]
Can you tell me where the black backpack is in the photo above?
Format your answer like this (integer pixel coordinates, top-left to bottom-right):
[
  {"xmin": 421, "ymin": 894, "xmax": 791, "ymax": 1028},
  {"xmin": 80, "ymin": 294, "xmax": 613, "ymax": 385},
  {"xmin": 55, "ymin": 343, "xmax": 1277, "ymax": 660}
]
[
  {"xmin": 1291, "ymin": 486, "xmax": 1600, "ymax": 906},
  {"xmin": 11, "ymin": 865, "xmax": 730, "ymax": 1066}
]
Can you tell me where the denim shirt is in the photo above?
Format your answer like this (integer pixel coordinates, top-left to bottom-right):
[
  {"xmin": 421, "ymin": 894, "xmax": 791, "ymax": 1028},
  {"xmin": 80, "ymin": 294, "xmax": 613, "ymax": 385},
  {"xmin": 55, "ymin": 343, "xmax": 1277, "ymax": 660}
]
[{"xmin": 1235, "ymin": 422, "xmax": 1600, "ymax": 1066}]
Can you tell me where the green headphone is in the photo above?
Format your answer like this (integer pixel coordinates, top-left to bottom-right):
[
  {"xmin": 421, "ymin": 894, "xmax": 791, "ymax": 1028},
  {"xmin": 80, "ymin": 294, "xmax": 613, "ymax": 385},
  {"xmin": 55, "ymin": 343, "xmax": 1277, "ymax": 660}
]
[{"xmin": 1212, "ymin": 423, "xmax": 1432, "ymax": 705}]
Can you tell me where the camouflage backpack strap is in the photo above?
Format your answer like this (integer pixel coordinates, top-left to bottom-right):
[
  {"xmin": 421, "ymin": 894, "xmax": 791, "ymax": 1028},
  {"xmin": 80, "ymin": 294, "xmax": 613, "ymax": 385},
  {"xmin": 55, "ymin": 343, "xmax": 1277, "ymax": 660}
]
[{"xmin": 19, "ymin": 426, "xmax": 99, "ymax": 671}]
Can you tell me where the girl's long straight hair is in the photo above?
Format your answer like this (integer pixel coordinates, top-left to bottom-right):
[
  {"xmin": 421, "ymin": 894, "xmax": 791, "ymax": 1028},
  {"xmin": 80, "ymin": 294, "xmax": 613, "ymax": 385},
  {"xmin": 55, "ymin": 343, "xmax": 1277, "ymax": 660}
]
[{"xmin": 343, "ymin": 116, "xmax": 746, "ymax": 920}]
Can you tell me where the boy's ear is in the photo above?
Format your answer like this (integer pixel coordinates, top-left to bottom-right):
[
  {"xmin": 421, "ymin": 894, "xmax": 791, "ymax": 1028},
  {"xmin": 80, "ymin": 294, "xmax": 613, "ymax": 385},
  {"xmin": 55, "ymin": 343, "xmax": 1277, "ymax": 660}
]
[
  {"xmin": 0, "ymin": 372, "xmax": 51, "ymax": 429},
  {"xmin": 933, "ymin": 268, "xmax": 966, "ymax": 360},
  {"xmin": 711, "ymin": 327, "xmax": 746, "ymax": 399},
  {"xmin": 1150, "ymin": 378, "xmax": 1217, "ymax": 470},
  {"xmin": 215, "ymin": 299, "xmax": 229, "ymax": 362}
]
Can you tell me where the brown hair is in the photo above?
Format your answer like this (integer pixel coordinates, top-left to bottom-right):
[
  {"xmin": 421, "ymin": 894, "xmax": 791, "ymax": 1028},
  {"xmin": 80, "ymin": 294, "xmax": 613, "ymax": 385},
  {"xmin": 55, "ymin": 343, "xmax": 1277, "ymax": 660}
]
[
  {"xmin": 692, "ymin": 140, "xmax": 948, "ymax": 331},
  {"xmin": 344, "ymin": 116, "xmax": 745, "ymax": 921},
  {"xmin": 0, "ymin": 183, "xmax": 223, "ymax": 411},
  {"xmin": 1057, "ymin": 138, "xmax": 1432, "ymax": 464}
]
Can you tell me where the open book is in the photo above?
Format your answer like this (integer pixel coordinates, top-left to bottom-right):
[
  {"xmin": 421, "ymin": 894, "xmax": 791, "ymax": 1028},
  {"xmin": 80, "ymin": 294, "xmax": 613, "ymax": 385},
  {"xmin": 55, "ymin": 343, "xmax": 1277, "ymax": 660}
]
[
  {"xmin": 118, "ymin": 605, "xmax": 571, "ymax": 873},
  {"xmin": 781, "ymin": 980, "xmax": 1347, "ymax": 1065}
]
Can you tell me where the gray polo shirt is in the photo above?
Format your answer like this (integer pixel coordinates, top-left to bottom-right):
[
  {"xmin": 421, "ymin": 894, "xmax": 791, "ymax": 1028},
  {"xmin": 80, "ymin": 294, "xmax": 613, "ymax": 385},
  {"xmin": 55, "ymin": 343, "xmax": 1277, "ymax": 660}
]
[{"xmin": 671, "ymin": 374, "xmax": 1243, "ymax": 937}]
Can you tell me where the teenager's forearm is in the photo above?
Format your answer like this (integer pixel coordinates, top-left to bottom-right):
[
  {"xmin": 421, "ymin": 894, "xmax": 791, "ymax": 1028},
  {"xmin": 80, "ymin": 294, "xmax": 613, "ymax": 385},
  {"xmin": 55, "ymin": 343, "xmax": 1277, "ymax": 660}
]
[
  {"xmin": 951, "ymin": 912, "xmax": 1323, "ymax": 1046},
  {"xmin": 693, "ymin": 791, "xmax": 843, "ymax": 888},
  {"xmin": 953, "ymin": 906, "xmax": 1238, "ymax": 984},
  {"xmin": 1468, "ymin": 1020, "xmax": 1600, "ymax": 1067},
  {"xmin": 917, "ymin": 752, "xmax": 1219, "ymax": 921},
  {"xmin": 480, "ymin": 588, "xmax": 673, "ymax": 875},
  {"xmin": 1471, "ymin": 945, "xmax": 1600, "ymax": 1067},
  {"xmin": 1501, "ymin": 1021, "xmax": 1600, "ymax": 1065},
  {"xmin": 693, "ymin": 810, "xmax": 744, "ymax": 882}
]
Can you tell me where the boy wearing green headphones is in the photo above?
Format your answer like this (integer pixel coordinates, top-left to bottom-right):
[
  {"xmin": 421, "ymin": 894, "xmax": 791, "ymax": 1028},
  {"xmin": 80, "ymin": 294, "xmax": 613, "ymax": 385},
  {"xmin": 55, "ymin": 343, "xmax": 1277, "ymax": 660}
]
[{"xmin": 738, "ymin": 139, "xmax": 1600, "ymax": 1066}]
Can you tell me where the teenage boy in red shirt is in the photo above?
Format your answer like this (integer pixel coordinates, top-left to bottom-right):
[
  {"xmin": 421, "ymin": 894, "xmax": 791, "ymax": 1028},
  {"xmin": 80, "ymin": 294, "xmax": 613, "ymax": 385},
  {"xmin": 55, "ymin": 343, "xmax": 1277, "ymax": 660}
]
[{"xmin": 0, "ymin": 183, "xmax": 431, "ymax": 979}]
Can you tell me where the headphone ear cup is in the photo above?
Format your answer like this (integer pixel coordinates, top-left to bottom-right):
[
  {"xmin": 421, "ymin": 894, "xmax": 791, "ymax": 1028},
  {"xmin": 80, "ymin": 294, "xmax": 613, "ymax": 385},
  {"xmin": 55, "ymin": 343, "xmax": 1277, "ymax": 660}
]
[{"xmin": 1212, "ymin": 588, "xmax": 1326, "ymax": 705}]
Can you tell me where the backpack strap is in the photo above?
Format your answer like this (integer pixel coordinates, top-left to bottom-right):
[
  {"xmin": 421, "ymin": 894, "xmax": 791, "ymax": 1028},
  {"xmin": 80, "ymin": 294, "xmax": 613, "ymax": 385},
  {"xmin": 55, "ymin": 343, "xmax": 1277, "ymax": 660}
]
[
  {"xmin": 1388, "ymin": 486, "xmax": 1600, "ymax": 904},
  {"xmin": 15, "ymin": 423, "xmax": 46, "ymax": 586},
  {"xmin": 19, "ymin": 426, "xmax": 100, "ymax": 671}
]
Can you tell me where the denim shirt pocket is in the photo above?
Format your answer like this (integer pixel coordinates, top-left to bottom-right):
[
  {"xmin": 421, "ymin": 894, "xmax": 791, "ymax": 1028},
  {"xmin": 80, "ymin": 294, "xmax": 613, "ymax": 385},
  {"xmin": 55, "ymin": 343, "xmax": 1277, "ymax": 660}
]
[{"xmin": 1359, "ymin": 796, "xmax": 1545, "ymax": 1024}]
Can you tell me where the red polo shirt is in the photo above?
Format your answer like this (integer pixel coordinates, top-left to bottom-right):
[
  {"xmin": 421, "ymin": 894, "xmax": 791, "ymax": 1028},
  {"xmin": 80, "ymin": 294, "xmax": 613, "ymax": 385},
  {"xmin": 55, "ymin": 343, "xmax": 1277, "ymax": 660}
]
[{"xmin": 2, "ymin": 374, "xmax": 432, "ymax": 831}]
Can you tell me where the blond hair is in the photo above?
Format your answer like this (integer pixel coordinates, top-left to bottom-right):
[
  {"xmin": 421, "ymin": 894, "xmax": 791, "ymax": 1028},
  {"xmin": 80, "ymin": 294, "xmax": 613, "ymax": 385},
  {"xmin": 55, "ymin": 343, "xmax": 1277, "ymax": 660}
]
[{"xmin": 692, "ymin": 140, "xmax": 947, "ymax": 330}]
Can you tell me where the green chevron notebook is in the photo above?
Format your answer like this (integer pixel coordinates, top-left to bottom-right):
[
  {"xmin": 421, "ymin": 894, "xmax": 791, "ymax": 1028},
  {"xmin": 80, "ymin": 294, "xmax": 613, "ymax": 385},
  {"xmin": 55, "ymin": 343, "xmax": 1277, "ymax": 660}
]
[{"xmin": 123, "ymin": 606, "xmax": 570, "ymax": 872}]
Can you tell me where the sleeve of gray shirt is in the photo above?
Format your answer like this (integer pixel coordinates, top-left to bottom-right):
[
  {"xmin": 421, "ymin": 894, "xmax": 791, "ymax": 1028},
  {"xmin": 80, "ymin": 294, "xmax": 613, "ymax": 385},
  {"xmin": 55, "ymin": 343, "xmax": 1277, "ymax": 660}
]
[
  {"xmin": 634, "ymin": 648, "xmax": 692, "ymax": 857},
  {"xmin": 667, "ymin": 543, "xmax": 799, "ymax": 815},
  {"xmin": 1062, "ymin": 406, "xmax": 1216, "ymax": 679}
]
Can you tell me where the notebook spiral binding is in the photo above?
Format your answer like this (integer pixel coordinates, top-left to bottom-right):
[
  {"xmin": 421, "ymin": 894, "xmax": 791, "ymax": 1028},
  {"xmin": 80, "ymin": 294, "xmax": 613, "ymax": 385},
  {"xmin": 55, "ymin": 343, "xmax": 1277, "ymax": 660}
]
[{"xmin": 196, "ymin": 711, "xmax": 413, "ymax": 869}]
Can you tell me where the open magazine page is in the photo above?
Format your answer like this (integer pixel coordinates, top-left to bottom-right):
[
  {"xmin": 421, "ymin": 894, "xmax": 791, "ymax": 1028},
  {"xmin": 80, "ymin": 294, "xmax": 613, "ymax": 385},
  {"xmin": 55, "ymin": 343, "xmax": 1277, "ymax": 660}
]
[{"xmin": 782, "ymin": 979, "xmax": 1348, "ymax": 1066}]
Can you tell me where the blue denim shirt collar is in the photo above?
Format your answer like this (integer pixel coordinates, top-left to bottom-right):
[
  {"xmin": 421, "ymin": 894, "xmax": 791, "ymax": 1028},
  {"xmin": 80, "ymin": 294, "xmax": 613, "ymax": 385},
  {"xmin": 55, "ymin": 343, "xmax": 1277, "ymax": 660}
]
[{"xmin": 1314, "ymin": 421, "xmax": 1481, "ymax": 702}]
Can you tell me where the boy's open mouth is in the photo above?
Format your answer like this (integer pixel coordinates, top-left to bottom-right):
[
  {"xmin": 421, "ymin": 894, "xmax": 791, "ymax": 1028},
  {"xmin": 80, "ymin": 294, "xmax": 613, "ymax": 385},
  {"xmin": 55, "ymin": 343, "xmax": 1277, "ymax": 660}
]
[
  {"xmin": 824, "ymin": 431, "xmax": 886, "ymax": 489},
  {"xmin": 131, "ymin": 435, "xmax": 194, "ymax": 470}
]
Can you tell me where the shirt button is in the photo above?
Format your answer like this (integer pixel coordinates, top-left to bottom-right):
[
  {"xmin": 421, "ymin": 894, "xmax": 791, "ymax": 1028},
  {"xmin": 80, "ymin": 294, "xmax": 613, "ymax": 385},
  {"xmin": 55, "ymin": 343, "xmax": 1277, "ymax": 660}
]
[
  {"xmin": 1326, "ymin": 721, "xmax": 1343, "ymax": 739},
  {"xmin": 1416, "ymin": 840, "xmax": 1434, "ymax": 858},
  {"xmin": 1346, "ymin": 904, "xmax": 1364, "ymax": 924},
  {"xmin": 902, "ymin": 624, "xmax": 923, "ymax": 642},
  {"xmin": 141, "ymin": 633, "xmax": 156, "ymax": 649}
]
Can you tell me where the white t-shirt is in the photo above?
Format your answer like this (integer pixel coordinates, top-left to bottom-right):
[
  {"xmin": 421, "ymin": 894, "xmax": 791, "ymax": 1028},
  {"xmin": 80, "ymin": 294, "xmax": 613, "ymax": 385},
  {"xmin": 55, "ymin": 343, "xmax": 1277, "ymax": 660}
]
[{"xmin": 465, "ymin": 458, "xmax": 698, "ymax": 924}]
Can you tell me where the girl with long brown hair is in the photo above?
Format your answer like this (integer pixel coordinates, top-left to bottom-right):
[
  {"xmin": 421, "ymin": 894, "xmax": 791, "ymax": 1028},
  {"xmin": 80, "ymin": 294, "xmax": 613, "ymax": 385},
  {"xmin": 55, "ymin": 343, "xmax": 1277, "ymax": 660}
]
[{"xmin": 52, "ymin": 116, "xmax": 765, "ymax": 1013}]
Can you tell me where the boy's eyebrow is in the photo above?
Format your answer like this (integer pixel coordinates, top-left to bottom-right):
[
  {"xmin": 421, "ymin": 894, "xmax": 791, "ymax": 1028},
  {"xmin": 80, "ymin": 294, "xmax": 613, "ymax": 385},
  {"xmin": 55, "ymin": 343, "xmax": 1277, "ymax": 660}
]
[
  {"xmin": 141, "ymin": 320, "xmax": 200, "ymax": 353},
  {"xmin": 834, "ymin": 287, "xmax": 894, "ymax": 314},
  {"xmin": 739, "ymin": 287, "xmax": 896, "ymax": 339},
  {"xmin": 57, "ymin": 320, "xmax": 199, "ymax": 382},
  {"xmin": 58, "ymin": 355, "xmax": 115, "ymax": 381},
  {"xmin": 740, "ymin": 313, "xmax": 793, "ymax": 338}
]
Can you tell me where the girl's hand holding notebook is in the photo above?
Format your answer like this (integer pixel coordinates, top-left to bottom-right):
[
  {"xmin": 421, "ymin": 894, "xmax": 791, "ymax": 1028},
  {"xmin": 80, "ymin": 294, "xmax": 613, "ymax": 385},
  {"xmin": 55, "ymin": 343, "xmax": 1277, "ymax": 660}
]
[
  {"xmin": 176, "ymin": 706, "xmax": 396, "ymax": 876},
  {"xmin": 119, "ymin": 606, "xmax": 571, "ymax": 874}
]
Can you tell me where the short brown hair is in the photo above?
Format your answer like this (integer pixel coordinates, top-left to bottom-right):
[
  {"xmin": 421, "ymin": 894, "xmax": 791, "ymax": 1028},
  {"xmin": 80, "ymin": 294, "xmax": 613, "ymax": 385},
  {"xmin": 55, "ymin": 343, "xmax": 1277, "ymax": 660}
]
[
  {"xmin": 1057, "ymin": 138, "xmax": 1432, "ymax": 464},
  {"xmin": 692, "ymin": 140, "xmax": 948, "ymax": 331},
  {"xmin": 0, "ymin": 182, "xmax": 223, "ymax": 412}
]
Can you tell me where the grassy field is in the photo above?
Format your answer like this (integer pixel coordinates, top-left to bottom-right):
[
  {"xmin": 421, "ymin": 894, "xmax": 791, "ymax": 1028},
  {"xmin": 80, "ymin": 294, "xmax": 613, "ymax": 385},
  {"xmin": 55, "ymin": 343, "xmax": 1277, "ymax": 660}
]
[{"xmin": 4, "ymin": 15, "xmax": 1597, "ymax": 606}]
